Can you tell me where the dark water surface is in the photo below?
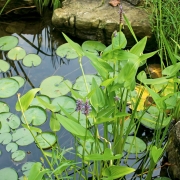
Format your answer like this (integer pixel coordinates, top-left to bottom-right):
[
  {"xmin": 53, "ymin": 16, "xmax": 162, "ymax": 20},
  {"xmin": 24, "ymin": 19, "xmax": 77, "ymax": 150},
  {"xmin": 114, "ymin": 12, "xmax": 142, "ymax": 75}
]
[{"xmin": 0, "ymin": 12, "xmax": 169, "ymax": 179}]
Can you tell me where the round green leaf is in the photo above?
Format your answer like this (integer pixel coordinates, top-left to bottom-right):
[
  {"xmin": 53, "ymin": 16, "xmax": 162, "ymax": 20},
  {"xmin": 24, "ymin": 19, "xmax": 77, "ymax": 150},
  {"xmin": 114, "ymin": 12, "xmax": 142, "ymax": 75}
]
[
  {"xmin": 21, "ymin": 106, "xmax": 47, "ymax": 126},
  {"xmin": 0, "ymin": 112, "xmax": 20, "ymax": 130},
  {"xmin": 7, "ymin": 47, "xmax": 26, "ymax": 60},
  {"xmin": 11, "ymin": 76, "xmax": 25, "ymax": 88},
  {"xmin": 56, "ymin": 43, "xmax": 78, "ymax": 59},
  {"xmin": 0, "ymin": 132, "xmax": 12, "ymax": 145},
  {"xmin": 36, "ymin": 132, "xmax": 57, "ymax": 149},
  {"xmin": 12, "ymin": 128, "xmax": 37, "ymax": 146},
  {"xmin": 124, "ymin": 136, "xmax": 146, "ymax": 154},
  {"xmin": 0, "ymin": 78, "xmax": 19, "ymax": 98},
  {"xmin": 82, "ymin": 41, "xmax": 106, "ymax": 55},
  {"xmin": 51, "ymin": 96, "xmax": 76, "ymax": 113},
  {"xmin": 40, "ymin": 76, "xmax": 72, "ymax": 98},
  {"xmin": 0, "ymin": 101, "xmax": 10, "ymax": 113},
  {"xmin": 11, "ymin": 150, "xmax": 26, "ymax": 162},
  {"xmin": 23, "ymin": 54, "xmax": 41, "ymax": 67},
  {"xmin": 0, "ymin": 36, "xmax": 18, "ymax": 51},
  {"xmin": 0, "ymin": 167, "xmax": 18, "ymax": 180},
  {"xmin": 6, "ymin": 142, "xmax": 18, "ymax": 153},
  {"xmin": 21, "ymin": 162, "xmax": 36, "ymax": 176},
  {"xmin": 30, "ymin": 95, "xmax": 51, "ymax": 109},
  {"xmin": 0, "ymin": 60, "xmax": 10, "ymax": 73}
]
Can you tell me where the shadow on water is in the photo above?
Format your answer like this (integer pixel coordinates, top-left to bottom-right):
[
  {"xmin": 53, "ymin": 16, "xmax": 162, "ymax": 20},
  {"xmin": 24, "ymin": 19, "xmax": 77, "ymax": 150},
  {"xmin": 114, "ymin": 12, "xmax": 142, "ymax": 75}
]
[{"xmin": 0, "ymin": 10, "xmax": 170, "ymax": 179}]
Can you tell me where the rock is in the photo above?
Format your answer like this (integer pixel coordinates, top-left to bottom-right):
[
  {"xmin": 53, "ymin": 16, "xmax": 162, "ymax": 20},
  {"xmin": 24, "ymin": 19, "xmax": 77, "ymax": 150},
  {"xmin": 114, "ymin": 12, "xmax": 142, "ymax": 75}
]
[
  {"xmin": 166, "ymin": 121, "xmax": 180, "ymax": 179},
  {"xmin": 52, "ymin": 0, "xmax": 154, "ymax": 49},
  {"xmin": 126, "ymin": 0, "xmax": 141, "ymax": 6}
]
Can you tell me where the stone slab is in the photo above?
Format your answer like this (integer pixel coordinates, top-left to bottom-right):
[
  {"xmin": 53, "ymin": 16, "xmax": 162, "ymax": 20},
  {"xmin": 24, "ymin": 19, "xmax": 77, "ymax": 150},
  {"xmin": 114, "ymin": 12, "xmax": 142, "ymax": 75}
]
[{"xmin": 52, "ymin": 0, "xmax": 154, "ymax": 49}]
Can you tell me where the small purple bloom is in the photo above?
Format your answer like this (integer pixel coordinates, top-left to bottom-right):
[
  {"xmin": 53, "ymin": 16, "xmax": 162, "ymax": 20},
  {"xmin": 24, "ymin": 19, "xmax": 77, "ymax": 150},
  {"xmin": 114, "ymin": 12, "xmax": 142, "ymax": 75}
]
[
  {"xmin": 82, "ymin": 99, "xmax": 92, "ymax": 116},
  {"xmin": 114, "ymin": 96, "xmax": 120, "ymax": 101},
  {"xmin": 75, "ymin": 99, "xmax": 83, "ymax": 111}
]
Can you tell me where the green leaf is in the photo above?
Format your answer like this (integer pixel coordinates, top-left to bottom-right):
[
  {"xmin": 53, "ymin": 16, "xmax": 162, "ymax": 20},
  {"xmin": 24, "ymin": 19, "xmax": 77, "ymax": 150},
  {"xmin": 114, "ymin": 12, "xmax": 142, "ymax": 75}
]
[
  {"xmin": 51, "ymin": 96, "xmax": 76, "ymax": 113},
  {"xmin": 50, "ymin": 113, "xmax": 60, "ymax": 132},
  {"xmin": 154, "ymin": 177, "xmax": 171, "ymax": 180},
  {"xmin": 151, "ymin": 146, "xmax": 163, "ymax": 163},
  {"xmin": 62, "ymin": 32, "xmax": 84, "ymax": 57},
  {"xmin": 11, "ymin": 76, "xmax": 25, "ymax": 88},
  {"xmin": 124, "ymin": 136, "xmax": 146, "ymax": 154},
  {"xmin": 162, "ymin": 62, "xmax": 180, "ymax": 77},
  {"xmin": 102, "ymin": 165, "xmax": 135, "ymax": 179},
  {"xmin": 0, "ymin": 101, "xmax": 9, "ymax": 113},
  {"xmin": 6, "ymin": 142, "xmax": 18, "ymax": 153},
  {"xmin": 21, "ymin": 106, "xmax": 47, "ymax": 126},
  {"xmin": 0, "ymin": 78, "xmax": 19, "ymax": 98},
  {"xmin": 0, "ymin": 60, "xmax": 10, "ymax": 73},
  {"xmin": 40, "ymin": 76, "xmax": 72, "ymax": 98},
  {"xmin": 21, "ymin": 162, "xmax": 36, "ymax": 177},
  {"xmin": 56, "ymin": 114, "xmax": 94, "ymax": 141},
  {"xmin": 36, "ymin": 132, "xmax": 57, "ymax": 149},
  {"xmin": 7, "ymin": 47, "xmax": 26, "ymax": 60},
  {"xmin": 85, "ymin": 148, "xmax": 122, "ymax": 161},
  {"xmin": 0, "ymin": 36, "xmax": 18, "ymax": 51},
  {"xmin": 16, "ymin": 88, "xmax": 40, "ymax": 112},
  {"xmin": 0, "ymin": 132, "xmax": 12, "ymax": 144},
  {"xmin": 82, "ymin": 40, "xmax": 106, "ymax": 55},
  {"xmin": 23, "ymin": 54, "xmax": 42, "ymax": 67},
  {"xmin": 0, "ymin": 167, "xmax": 18, "ymax": 180},
  {"xmin": 12, "ymin": 128, "xmax": 37, "ymax": 146},
  {"xmin": 11, "ymin": 150, "xmax": 26, "ymax": 162},
  {"xmin": 21, "ymin": 124, "xmax": 42, "ymax": 133},
  {"xmin": 28, "ymin": 162, "xmax": 49, "ymax": 180},
  {"xmin": 56, "ymin": 43, "xmax": 78, "ymax": 59}
]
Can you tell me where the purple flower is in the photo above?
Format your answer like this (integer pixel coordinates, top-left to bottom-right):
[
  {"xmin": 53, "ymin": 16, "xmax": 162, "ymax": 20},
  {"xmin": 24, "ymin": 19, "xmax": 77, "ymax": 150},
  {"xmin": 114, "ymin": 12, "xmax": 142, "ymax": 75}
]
[
  {"xmin": 114, "ymin": 96, "xmax": 120, "ymax": 101},
  {"xmin": 82, "ymin": 99, "xmax": 92, "ymax": 116},
  {"xmin": 75, "ymin": 99, "xmax": 83, "ymax": 111}
]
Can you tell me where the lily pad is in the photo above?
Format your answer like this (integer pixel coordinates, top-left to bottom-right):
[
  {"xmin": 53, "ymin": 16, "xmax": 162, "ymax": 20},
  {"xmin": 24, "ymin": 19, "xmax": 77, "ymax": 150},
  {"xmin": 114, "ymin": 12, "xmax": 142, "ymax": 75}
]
[
  {"xmin": 21, "ymin": 106, "xmax": 47, "ymax": 126},
  {"xmin": 40, "ymin": 76, "xmax": 72, "ymax": 98},
  {"xmin": 82, "ymin": 41, "xmax": 106, "ymax": 55},
  {"xmin": 23, "ymin": 54, "xmax": 41, "ymax": 67},
  {"xmin": 124, "ymin": 136, "xmax": 146, "ymax": 154},
  {"xmin": 0, "ymin": 132, "xmax": 12, "ymax": 145},
  {"xmin": 56, "ymin": 43, "xmax": 78, "ymax": 59},
  {"xmin": 0, "ymin": 60, "xmax": 10, "ymax": 73},
  {"xmin": 21, "ymin": 162, "xmax": 36, "ymax": 177},
  {"xmin": 36, "ymin": 132, "xmax": 57, "ymax": 149},
  {"xmin": 30, "ymin": 95, "xmax": 51, "ymax": 109},
  {"xmin": 11, "ymin": 150, "xmax": 26, "ymax": 162},
  {"xmin": 11, "ymin": 76, "xmax": 25, "ymax": 88},
  {"xmin": 7, "ymin": 47, "xmax": 26, "ymax": 60},
  {"xmin": 51, "ymin": 96, "xmax": 76, "ymax": 113},
  {"xmin": 0, "ymin": 167, "xmax": 18, "ymax": 180},
  {"xmin": 0, "ymin": 36, "xmax": 18, "ymax": 51},
  {"xmin": 0, "ymin": 78, "xmax": 19, "ymax": 98},
  {"xmin": 6, "ymin": 142, "xmax": 18, "ymax": 153},
  {"xmin": 0, "ymin": 101, "xmax": 10, "ymax": 113},
  {"xmin": 12, "ymin": 128, "xmax": 37, "ymax": 146}
]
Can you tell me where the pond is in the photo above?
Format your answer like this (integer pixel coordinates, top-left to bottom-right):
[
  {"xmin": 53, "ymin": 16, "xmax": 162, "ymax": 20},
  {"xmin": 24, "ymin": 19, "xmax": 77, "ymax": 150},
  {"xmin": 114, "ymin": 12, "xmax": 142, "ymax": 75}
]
[{"xmin": 0, "ymin": 11, "xmax": 170, "ymax": 180}]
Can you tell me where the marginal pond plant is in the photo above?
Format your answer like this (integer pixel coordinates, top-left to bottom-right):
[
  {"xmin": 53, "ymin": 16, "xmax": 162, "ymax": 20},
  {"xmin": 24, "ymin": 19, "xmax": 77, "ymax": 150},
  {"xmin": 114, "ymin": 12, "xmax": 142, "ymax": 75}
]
[{"xmin": 0, "ymin": 10, "xmax": 179, "ymax": 180}]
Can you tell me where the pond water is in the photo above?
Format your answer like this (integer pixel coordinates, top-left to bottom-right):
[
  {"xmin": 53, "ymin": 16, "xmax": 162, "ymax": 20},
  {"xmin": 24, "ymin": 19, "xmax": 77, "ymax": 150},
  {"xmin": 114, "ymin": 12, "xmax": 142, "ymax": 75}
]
[{"xmin": 0, "ymin": 11, "xmax": 169, "ymax": 179}]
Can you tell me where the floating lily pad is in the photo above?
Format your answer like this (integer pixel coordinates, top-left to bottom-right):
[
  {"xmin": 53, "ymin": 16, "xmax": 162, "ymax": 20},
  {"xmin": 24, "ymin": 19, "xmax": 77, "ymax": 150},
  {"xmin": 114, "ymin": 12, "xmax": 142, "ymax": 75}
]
[
  {"xmin": 23, "ymin": 54, "xmax": 41, "ymax": 67},
  {"xmin": 6, "ymin": 142, "xmax": 18, "ymax": 153},
  {"xmin": 56, "ymin": 43, "xmax": 78, "ymax": 59},
  {"xmin": 12, "ymin": 128, "xmax": 37, "ymax": 146},
  {"xmin": 0, "ymin": 60, "xmax": 10, "ymax": 73},
  {"xmin": 51, "ymin": 96, "xmax": 76, "ymax": 113},
  {"xmin": 0, "ymin": 36, "xmax": 18, "ymax": 51},
  {"xmin": 40, "ymin": 76, "xmax": 72, "ymax": 98},
  {"xmin": 0, "ymin": 101, "xmax": 10, "ymax": 113},
  {"xmin": 30, "ymin": 95, "xmax": 51, "ymax": 109},
  {"xmin": 82, "ymin": 41, "xmax": 106, "ymax": 55},
  {"xmin": 11, "ymin": 150, "xmax": 26, "ymax": 162},
  {"xmin": 0, "ymin": 132, "xmax": 12, "ymax": 145},
  {"xmin": 0, "ymin": 167, "xmax": 18, "ymax": 180},
  {"xmin": 0, "ymin": 112, "xmax": 21, "ymax": 130},
  {"xmin": 124, "ymin": 136, "xmax": 146, "ymax": 154},
  {"xmin": 21, "ymin": 162, "xmax": 36, "ymax": 177},
  {"xmin": 21, "ymin": 106, "xmax": 47, "ymax": 126},
  {"xmin": 7, "ymin": 47, "xmax": 26, "ymax": 60},
  {"xmin": 11, "ymin": 76, "xmax": 25, "ymax": 88},
  {"xmin": 0, "ymin": 78, "xmax": 19, "ymax": 98},
  {"xmin": 36, "ymin": 132, "xmax": 57, "ymax": 149}
]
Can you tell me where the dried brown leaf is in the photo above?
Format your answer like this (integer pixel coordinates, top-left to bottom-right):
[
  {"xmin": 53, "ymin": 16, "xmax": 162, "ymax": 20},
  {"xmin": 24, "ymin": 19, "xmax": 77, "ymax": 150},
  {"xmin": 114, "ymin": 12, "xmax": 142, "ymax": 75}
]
[{"xmin": 109, "ymin": 0, "xmax": 120, "ymax": 7}]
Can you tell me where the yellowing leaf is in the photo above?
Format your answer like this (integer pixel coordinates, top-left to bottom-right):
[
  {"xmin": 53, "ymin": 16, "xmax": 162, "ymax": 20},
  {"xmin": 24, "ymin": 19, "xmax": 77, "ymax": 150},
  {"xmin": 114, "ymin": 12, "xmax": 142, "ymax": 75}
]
[{"xmin": 145, "ymin": 64, "xmax": 162, "ymax": 78}]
